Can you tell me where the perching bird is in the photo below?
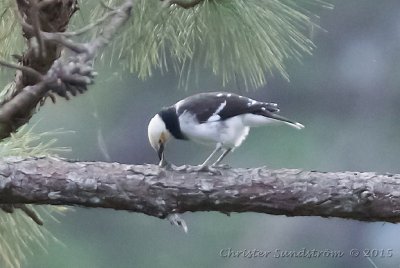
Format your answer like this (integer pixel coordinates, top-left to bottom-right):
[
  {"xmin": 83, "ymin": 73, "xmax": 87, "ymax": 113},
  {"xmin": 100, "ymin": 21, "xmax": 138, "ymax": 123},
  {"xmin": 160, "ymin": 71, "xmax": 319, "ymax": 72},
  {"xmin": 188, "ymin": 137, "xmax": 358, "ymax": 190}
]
[{"xmin": 148, "ymin": 92, "xmax": 304, "ymax": 170}]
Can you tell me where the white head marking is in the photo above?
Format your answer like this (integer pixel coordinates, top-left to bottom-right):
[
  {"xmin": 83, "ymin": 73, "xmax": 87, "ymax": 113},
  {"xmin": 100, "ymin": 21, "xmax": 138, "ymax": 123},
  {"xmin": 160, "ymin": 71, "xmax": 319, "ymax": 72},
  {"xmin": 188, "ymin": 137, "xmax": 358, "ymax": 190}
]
[
  {"xmin": 175, "ymin": 99, "xmax": 185, "ymax": 111},
  {"xmin": 148, "ymin": 114, "xmax": 171, "ymax": 151}
]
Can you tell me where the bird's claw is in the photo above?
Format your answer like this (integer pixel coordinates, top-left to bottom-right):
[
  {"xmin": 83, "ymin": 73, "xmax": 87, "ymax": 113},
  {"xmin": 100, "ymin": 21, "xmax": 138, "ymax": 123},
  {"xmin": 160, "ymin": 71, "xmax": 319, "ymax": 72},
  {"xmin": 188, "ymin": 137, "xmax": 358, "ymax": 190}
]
[
  {"xmin": 159, "ymin": 158, "xmax": 169, "ymax": 168},
  {"xmin": 187, "ymin": 165, "xmax": 222, "ymax": 175},
  {"xmin": 212, "ymin": 163, "xmax": 231, "ymax": 170}
]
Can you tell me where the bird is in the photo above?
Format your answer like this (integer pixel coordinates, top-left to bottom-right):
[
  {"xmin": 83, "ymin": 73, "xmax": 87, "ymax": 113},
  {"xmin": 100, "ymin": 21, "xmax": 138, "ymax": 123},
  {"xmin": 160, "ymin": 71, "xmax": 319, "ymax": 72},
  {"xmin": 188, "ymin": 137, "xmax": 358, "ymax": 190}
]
[{"xmin": 148, "ymin": 92, "xmax": 304, "ymax": 170}]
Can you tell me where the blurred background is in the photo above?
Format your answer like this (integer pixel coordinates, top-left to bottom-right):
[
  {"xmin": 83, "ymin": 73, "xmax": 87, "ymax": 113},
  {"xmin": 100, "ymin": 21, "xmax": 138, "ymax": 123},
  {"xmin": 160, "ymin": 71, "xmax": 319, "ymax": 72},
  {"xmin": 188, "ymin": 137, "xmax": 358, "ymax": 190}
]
[{"xmin": 2, "ymin": 0, "xmax": 400, "ymax": 267}]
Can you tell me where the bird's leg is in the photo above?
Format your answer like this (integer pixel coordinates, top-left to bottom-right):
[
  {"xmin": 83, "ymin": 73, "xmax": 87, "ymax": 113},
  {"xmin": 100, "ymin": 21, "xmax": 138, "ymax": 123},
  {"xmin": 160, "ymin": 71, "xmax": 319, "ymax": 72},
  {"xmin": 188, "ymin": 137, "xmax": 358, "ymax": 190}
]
[
  {"xmin": 159, "ymin": 151, "xmax": 171, "ymax": 169},
  {"xmin": 212, "ymin": 148, "xmax": 232, "ymax": 167},
  {"xmin": 199, "ymin": 143, "xmax": 222, "ymax": 169},
  {"xmin": 186, "ymin": 144, "xmax": 222, "ymax": 174}
]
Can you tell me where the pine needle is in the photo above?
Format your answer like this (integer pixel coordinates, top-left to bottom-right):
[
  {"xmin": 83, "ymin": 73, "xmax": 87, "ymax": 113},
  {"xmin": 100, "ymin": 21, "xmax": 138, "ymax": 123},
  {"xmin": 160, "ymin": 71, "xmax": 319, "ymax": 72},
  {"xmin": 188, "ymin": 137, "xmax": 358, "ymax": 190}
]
[
  {"xmin": 90, "ymin": 0, "xmax": 332, "ymax": 89},
  {"xmin": 0, "ymin": 124, "xmax": 72, "ymax": 268}
]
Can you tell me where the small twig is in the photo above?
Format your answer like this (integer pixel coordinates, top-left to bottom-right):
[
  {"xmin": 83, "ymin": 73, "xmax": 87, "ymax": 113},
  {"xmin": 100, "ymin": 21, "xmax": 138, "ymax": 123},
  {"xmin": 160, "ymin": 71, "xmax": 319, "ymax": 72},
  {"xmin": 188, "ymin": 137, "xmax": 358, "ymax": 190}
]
[
  {"xmin": 41, "ymin": 31, "xmax": 89, "ymax": 53},
  {"xmin": 14, "ymin": 204, "xmax": 43, "ymax": 225},
  {"xmin": 20, "ymin": 0, "xmax": 131, "ymax": 54},
  {"xmin": 0, "ymin": 60, "xmax": 43, "ymax": 81},
  {"xmin": 61, "ymin": 9, "xmax": 119, "ymax": 37},
  {"xmin": 100, "ymin": 1, "xmax": 117, "ymax": 11},
  {"xmin": 30, "ymin": 0, "xmax": 46, "ymax": 58},
  {"xmin": 0, "ymin": 7, "xmax": 8, "ymax": 21},
  {"xmin": 0, "ymin": 204, "xmax": 43, "ymax": 225},
  {"xmin": 162, "ymin": 0, "xmax": 205, "ymax": 9},
  {"xmin": 15, "ymin": 9, "xmax": 86, "ymax": 54},
  {"xmin": 21, "ymin": 21, "xmax": 88, "ymax": 53}
]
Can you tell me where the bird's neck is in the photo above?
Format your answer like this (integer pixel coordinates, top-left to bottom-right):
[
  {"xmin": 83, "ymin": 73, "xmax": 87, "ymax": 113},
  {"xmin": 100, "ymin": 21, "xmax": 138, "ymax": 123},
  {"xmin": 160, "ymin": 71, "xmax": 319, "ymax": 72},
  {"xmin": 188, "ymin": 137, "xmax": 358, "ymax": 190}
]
[{"xmin": 159, "ymin": 107, "xmax": 187, "ymax": 140}]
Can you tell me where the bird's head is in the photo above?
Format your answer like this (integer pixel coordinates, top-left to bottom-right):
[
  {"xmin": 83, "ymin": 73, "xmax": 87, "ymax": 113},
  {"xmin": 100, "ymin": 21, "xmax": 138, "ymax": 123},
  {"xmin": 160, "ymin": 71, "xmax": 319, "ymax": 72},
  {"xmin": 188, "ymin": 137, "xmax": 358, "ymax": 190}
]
[{"xmin": 148, "ymin": 114, "xmax": 172, "ymax": 163}]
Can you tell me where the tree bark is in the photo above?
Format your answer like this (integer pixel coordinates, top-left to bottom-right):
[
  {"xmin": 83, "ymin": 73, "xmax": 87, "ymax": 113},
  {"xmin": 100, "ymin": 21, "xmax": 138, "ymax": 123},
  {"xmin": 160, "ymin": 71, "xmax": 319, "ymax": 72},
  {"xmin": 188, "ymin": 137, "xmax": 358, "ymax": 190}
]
[
  {"xmin": 1, "ymin": 157, "xmax": 399, "ymax": 223},
  {"xmin": 15, "ymin": 0, "xmax": 79, "ymax": 92}
]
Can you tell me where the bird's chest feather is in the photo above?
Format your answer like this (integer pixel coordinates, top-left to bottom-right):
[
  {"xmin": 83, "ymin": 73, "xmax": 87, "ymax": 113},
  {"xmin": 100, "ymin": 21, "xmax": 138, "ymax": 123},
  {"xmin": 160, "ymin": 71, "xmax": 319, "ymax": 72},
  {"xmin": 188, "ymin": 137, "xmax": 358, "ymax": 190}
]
[{"xmin": 179, "ymin": 112, "xmax": 250, "ymax": 147}]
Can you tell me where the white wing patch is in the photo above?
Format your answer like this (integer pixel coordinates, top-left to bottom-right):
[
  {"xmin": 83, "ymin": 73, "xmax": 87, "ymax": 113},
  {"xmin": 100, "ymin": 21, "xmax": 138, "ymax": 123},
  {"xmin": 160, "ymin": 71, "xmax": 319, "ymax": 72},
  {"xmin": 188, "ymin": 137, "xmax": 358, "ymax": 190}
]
[
  {"xmin": 175, "ymin": 99, "xmax": 185, "ymax": 111},
  {"xmin": 207, "ymin": 115, "xmax": 221, "ymax": 121},
  {"xmin": 207, "ymin": 100, "xmax": 227, "ymax": 122},
  {"xmin": 215, "ymin": 100, "xmax": 227, "ymax": 114},
  {"xmin": 247, "ymin": 99, "xmax": 258, "ymax": 107}
]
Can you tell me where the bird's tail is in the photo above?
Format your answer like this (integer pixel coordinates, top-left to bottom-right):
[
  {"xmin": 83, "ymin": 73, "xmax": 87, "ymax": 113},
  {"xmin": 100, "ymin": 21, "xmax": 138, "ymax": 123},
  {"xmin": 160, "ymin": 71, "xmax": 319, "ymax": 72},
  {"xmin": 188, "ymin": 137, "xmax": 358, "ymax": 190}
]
[{"xmin": 267, "ymin": 113, "xmax": 305, "ymax": 130}]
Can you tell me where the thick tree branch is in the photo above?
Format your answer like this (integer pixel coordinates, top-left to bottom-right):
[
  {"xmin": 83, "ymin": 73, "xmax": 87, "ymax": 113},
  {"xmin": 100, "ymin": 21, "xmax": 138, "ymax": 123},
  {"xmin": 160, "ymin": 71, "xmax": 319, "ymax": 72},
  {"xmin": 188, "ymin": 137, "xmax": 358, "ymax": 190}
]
[{"xmin": 0, "ymin": 157, "xmax": 399, "ymax": 223}]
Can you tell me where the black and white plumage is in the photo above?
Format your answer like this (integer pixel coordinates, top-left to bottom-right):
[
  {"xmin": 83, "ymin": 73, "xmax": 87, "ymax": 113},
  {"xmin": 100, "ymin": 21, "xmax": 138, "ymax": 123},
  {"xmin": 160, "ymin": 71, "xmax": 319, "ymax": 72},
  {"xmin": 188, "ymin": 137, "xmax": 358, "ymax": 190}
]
[{"xmin": 148, "ymin": 92, "xmax": 304, "ymax": 168}]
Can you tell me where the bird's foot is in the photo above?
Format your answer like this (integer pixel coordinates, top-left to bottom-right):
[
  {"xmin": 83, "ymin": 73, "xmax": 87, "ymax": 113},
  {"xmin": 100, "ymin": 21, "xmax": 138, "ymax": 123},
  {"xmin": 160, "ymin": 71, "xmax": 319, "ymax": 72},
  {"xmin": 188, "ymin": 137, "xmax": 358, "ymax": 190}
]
[
  {"xmin": 211, "ymin": 163, "xmax": 231, "ymax": 170},
  {"xmin": 159, "ymin": 159, "xmax": 171, "ymax": 169},
  {"xmin": 186, "ymin": 165, "xmax": 222, "ymax": 175}
]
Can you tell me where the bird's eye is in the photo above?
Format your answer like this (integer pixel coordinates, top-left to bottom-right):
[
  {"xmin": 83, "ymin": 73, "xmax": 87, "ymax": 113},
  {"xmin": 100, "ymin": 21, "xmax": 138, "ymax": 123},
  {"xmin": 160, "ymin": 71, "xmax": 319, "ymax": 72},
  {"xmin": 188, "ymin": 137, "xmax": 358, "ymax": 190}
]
[{"xmin": 158, "ymin": 139, "xmax": 162, "ymax": 144}]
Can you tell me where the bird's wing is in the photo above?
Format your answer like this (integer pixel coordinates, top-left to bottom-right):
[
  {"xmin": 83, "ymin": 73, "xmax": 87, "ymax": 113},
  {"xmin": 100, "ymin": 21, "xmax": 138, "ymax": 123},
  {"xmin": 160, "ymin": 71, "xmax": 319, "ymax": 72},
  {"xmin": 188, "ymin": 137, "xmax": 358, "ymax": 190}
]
[{"xmin": 175, "ymin": 92, "xmax": 280, "ymax": 123}]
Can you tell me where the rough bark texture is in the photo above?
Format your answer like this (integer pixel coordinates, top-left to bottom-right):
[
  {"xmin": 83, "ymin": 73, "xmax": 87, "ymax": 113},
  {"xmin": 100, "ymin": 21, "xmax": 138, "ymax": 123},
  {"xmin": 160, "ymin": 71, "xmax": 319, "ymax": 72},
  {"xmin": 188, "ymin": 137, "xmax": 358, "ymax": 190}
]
[
  {"xmin": 1, "ymin": 157, "xmax": 399, "ymax": 223},
  {"xmin": 15, "ymin": 0, "xmax": 79, "ymax": 92}
]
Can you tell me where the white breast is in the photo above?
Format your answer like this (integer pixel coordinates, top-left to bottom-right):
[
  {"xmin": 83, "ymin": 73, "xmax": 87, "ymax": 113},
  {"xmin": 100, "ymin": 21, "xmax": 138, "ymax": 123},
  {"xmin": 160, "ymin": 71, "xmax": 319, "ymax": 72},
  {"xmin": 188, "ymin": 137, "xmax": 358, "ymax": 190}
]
[{"xmin": 179, "ymin": 112, "xmax": 251, "ymax": 148}]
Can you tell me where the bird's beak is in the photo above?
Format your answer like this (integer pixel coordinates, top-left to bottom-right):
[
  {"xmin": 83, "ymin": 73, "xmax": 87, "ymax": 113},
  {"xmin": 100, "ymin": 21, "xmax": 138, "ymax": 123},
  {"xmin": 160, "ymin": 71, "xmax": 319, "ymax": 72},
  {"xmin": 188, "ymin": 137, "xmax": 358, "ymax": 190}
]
[
  {"xmin": 157, "ymin": 142, "xmax": 164, "ymax": 161},
  {"xmin": 158, "ymin": 143, "xmax": 169, "ymax": 167}
]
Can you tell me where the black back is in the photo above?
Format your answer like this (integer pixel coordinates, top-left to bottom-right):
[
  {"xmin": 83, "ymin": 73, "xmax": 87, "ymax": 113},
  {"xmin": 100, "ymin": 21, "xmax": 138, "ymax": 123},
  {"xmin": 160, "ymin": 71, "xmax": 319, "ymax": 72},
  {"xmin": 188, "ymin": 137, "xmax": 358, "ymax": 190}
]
[{"xmin": 175, "ymin": 92, "xmax": 280, "ymax": 123}]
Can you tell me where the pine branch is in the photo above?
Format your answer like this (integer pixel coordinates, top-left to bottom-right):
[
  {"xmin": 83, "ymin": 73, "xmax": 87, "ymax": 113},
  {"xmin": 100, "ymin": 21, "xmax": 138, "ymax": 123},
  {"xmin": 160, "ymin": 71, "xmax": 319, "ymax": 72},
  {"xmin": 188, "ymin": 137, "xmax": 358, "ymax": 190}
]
[
  {"xmin": 14, "ymin": 0, "xmax": 80, "ymax": 92},
  {"xmin": 0, "ymin": 0, "xmax": 133, "ymax": 140},
  {"xmin": 1, "ymin": 157, "xmax": 399, "ymax": 223}
]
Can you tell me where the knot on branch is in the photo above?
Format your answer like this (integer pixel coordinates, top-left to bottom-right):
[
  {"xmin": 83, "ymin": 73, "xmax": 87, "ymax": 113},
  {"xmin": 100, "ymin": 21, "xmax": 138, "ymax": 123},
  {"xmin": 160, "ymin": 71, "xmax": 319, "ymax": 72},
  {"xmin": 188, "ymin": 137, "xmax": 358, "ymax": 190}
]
[{"xmin": 44, "ymin": 57, "xmax": 96, "ymax": 101}]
